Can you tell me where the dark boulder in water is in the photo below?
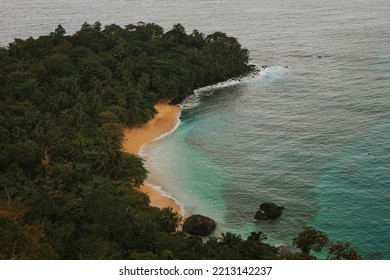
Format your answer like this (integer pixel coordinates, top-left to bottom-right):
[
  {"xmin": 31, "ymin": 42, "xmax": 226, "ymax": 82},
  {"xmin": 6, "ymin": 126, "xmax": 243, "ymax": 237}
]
[
  {"xmin": 255, "ymin": 203, "xmax": 285, "ymax": 219},
  {"xmin": 254, "ymin": 210, "xmax": 269, "ymax": 220},
  {"xmin": 183, "ymin": 215, "xmax": 216, "ymax": 236}
]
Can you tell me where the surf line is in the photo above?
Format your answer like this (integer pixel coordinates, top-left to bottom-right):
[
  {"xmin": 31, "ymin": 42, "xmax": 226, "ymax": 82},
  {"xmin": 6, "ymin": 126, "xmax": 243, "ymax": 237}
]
[
  {"xmin": 122, "ymin": 99, "xmax": 184, "ymax": 215},
  {"xmin": 122, "ymin": 67, "xmax": 265, "ymax": 215}
]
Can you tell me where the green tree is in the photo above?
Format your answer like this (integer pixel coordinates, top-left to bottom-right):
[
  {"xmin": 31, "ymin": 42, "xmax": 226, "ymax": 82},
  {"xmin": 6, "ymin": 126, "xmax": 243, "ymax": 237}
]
[
  {"xmin": 247, "ymin": 231, "xmax": 267, "ymax": 243},
  {"xmin": 51, "ymin": 25, "xmax": 66, "ymax": 37},
  {"xmin": 163, "ymin": 24, "xmax": 187, "ymax": 44},
  {"xmin": 219, "ymin": 232, "xmax": 242, "ymax": 248},
  {"xmin": 327, "ymin": 242, "xmax": 362, "ymax": 260},
  {"xmin": 158, "ymin": 207, "xmax": 181, "ymax": 233},
  {"xmin": 0, "ymin": 21, "xmax": 308, "ymax": 261},
  {"xmin": 0, "ymin": 199, "xmax": 58, "ymax": 259},
  {"xmin": 3, "ymin": 140, "xmax": 42, "ymax": 176},
  {"xmin": 293, "ymin": 226, "xmax": 330, "ymax": 255}
]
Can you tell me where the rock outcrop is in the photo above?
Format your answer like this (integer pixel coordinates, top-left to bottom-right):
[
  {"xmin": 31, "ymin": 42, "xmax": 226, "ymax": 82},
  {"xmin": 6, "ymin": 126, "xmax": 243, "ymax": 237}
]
[
  {"xmin": 254, "ymin": 210, "xmax": 269, "ymax": 220},
  {"xmin": 254, "ymin": 202, "xmax": 285, "ymax": 220},
  {"xmin": 183, "ymin": 215, "xmax": 216, "ymax": 236}
]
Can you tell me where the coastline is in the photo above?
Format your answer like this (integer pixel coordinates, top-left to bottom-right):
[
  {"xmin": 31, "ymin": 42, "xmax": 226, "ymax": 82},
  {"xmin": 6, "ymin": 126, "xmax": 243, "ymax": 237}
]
[
  {"xmin": 121, "ymin": 68, "xmax": 262, "ymax": 215},
  {"xmin": 122, "ymin": 99, "xmax": 182, "ymax": 214}
]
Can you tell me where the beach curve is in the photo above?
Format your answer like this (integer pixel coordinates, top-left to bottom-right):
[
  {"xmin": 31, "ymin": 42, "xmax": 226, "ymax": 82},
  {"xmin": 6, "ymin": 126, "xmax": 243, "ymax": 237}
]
[{"xmin": 122, "ymin": 99, "xmax": 182, "ymax": 214}]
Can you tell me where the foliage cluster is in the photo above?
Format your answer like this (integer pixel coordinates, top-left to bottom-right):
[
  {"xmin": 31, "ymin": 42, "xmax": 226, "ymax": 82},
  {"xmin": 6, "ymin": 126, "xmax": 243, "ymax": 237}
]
[{"xmin": 0, "ymin": 22, "xmax": 359, "ymax": 260}]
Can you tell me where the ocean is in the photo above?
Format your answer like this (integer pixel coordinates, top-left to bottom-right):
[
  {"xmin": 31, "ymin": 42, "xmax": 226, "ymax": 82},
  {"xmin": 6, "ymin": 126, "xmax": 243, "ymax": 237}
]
[{"xmin": 1, "ymin": 0, "xmax": 389, "ymax": 259}]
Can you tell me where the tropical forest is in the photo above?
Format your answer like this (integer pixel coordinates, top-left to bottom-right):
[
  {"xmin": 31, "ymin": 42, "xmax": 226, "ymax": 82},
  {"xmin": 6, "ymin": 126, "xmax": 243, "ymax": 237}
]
[{"xmin": 0, "ymin": 22, "xmax": 360, "ymax": 260}]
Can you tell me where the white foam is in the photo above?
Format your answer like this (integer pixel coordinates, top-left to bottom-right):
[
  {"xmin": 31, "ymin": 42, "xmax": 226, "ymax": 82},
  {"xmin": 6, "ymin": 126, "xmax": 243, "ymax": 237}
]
[
  {"xmin": 138, "ymin": 109, "xmax": 186, "ymax": 215},
  {"xmin": 154, "ymin": 112, "xmax": 182, "ymax": 142},
  {"xmin": 181, "ymin": 64, "xmax": 263, "ymax": 109},
  {"xmin": 143, "ymin": 181, "xmax": 186, "ymax": 216},
  {"xmin": 139, "ymin": 65, "xmax": 286, "ymax": 216},
  {"xmin": 180, "ymin": 93, "xmax": 201, "ymax": 109},
  {"xmin": 259, "ymin": 66, "xmax": 288, "ymax": 80},
  {"xmin": 139, "ymin": 110, "xmax": 182, "ymax": 156}
]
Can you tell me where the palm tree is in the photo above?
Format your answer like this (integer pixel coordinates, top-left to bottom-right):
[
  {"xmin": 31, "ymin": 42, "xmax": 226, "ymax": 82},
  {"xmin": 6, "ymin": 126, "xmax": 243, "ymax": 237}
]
[
  {"xmin": 159, "ymin": 207, "xmax": 181, "ymax": 234},
  {"xmin": 247, "ymin": 231, "xmax": 267, "ymax": 243},
  {"xmin": 219, "ymin": 232, "xmax": 242, "ymax": 248}
]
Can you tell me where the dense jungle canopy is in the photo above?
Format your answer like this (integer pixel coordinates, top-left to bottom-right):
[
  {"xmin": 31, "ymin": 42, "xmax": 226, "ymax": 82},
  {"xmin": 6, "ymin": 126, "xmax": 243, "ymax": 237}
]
[{"xmin": 0, "ymin": 22, "xmax": 359, "ymax": 260}]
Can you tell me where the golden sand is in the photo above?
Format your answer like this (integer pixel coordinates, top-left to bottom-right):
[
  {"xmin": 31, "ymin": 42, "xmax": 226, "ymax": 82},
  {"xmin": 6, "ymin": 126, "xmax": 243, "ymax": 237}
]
[{"xmin": 122, "ymin": 99, "xmax": 182, "ymax": 213}]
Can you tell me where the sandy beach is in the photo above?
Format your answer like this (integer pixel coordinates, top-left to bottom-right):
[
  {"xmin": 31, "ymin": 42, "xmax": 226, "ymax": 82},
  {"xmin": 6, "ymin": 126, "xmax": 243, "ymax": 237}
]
[{"xmin": 122, "ymin": 99, "xmax": 182, "ymax": 214}]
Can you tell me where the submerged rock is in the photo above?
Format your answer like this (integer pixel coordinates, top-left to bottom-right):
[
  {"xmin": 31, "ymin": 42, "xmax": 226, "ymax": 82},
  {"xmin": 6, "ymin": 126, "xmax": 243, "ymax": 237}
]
[
  {"xmin": 183, "ymin": 215, "xmax": 216, "ymax": 236},
  {"xmin": 260, "ymin": 202, "xmax": 285, "ymax": 219},
  {"xmin": 254, "ymin": 210, "xmax": 269, "ymax": 220},
  {"xmin": 254, "ymin": 203, "xmax": 285, "ymax": 220}
]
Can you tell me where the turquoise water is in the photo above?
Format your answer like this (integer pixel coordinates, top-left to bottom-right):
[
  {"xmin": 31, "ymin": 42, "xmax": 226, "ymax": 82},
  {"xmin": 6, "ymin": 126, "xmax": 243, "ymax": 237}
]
[
  {"xmin": 140, "ymin": 0, "xmax": 390, "ymax": 258},
  {"xmin": 1, "ymin": 0, "xmax": 389, "ymax": 259},
  {"xmin": 143, "ymin": 60, "xmax": 390, "ymax": 258}
]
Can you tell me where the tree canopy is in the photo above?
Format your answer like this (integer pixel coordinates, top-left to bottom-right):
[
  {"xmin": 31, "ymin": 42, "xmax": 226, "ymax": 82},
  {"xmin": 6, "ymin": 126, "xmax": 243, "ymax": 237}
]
[{"xmin": 0, "ymin": 22, "xmax": 360, "ymax": 260}]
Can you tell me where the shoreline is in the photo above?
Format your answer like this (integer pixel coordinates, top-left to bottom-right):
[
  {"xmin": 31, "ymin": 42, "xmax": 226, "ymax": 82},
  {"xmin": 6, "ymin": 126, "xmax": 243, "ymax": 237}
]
[
  {"xmin": 121, "ymin": 67, "xmax": 262, "ymax": 215},
  {"xmin": 122, "ymin": 99, "xmax": 183, "ymax": 214}
]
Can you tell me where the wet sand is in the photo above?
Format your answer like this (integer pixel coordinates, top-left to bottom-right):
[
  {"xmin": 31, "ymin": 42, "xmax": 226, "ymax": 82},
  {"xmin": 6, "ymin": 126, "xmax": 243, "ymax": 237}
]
[{"xmin": 122, "ymin": 99, "xmax": 182, "ymax": 213}]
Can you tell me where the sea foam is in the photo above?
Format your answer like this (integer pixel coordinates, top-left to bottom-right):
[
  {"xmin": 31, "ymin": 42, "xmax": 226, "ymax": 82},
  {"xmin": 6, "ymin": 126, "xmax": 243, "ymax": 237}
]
[{"xmin": 181, "ymin": 64, "xmax": 266, "ymax": 109}]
